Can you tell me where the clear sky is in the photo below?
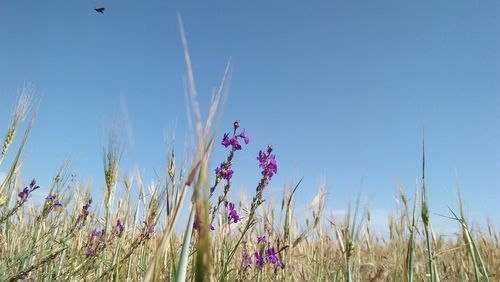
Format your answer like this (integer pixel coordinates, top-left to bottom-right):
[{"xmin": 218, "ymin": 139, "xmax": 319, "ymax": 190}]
[{"xmin": 1, "ymin": 1, "xmax": 499, "ymax": 232}]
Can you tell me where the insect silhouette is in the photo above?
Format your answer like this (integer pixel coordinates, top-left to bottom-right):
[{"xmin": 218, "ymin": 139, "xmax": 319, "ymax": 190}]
[{"xmin": 95, "ymin": 7, "xmax": 105, "ymax": 14}]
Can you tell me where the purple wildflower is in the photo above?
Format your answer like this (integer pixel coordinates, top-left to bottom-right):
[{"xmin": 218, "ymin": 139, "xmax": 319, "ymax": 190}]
[
  {"xmin": 239, "ymin": 131, "xmax": 250, "ymax": 144},
  {"xmin": 210, "ymin": 224, "xmax": 215, "ymax": 231},
  {"xmin": 18, "ymin": 179, "xmax": 39, "ymax": 201},
  {"xmin": 268, "ymin": 248, "xmax": 279, "ymax": 264},
  {"xmin": 255, "ymin": 250, "xmax": 264, "ymax": 268},
  {"xmin": 76, "ymin": 198, "xmax": 92, "ymax": 226},
  {"xmin": 228, "ymin": 202, "xmax": 240, "ymax": 223},
  {"xmin": 86, "ymin": 248, "xmax": 95, "ymax": 257},
  {"xmin": 147, "ymin": 224, "xmax": 155, "ymax": 234},
  {"xmin": 91, "ymin": 229, "xmax": 102, "ymax": 237},
  {"xmin": 257, "ymin": 235, "xmax": 267, "ymax": 244},
  {"xmin": 117, "ymin": 219, "xmax": 124, "ymax": 236},
  {"xmin": 243, "ymin": 253, "xmax": 252, "ymax": 267},
  {"xmin": 215, "ymin": 162, "xmax": 234, "ymax": 181},
  {"xmin": 45, "ymin": 194, "xmax": 63, "ymax": 208},
  {"xmin": 220, "ymin": 120, "xmax": 249, "ymax": 151},
  {"xmin": 257, "ymin": 145, "xmax": 278, "ymax": 181},
  {"xmin": 225, "ymin": 169, "xmax": 234, "ymax": 180},
  {"xmin": 230, "ymin": 137, "xmax": 241, "ymax": 151},
  {"xmin": 221, "ymin": 133, "xmax": 231, "ymax": 148}
]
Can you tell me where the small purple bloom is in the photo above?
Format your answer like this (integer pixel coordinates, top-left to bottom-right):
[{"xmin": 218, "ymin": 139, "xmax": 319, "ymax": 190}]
[
  {"xmin": 215, "ymin": 163, "xmax": 223, "ymax": 174},
  {"xmin": 117, "ymin": 219, "xmax": 124, "ymax": 236},
  {"xmin": 45, "ymin": 194, "xmax": 63, "ymax": 208},
  {"xmin": 255, "ymin": 250, "xmax": 264, "ymax": 268},
  {"xmin": 215, "ymin": 162, "xmax": 234, "ymax": 181},
  {"xmin": 243, "ymin": 253, "xmax": 252, "ymax": 267},
  {"xmin": 233, "ymin": 120, "xmax": 240, "ymax": 131},
  {"xmin": 257, "ymin": 235, "xmax": 267, "ymax": 244},
  {"xmin": 268, "ymin": 248, "xmax": 279, "ymax": 264},
  {"xmin": 239, "ymin": 131, "xmax": 250, "ymax": 144},
  {"xmin": 86, "ymin": 248, "xmax": 95, "ymax": 256},
  {"xmin": 210, "ymin": 224, "xmax": 215, "ymax": 231},
  {"xmin": 221, "ymin": 133, "xmax": 231, "ymax": 147},
  {"xmin": 224, "ymin": 169, "xmax": 234, "ymax": 181},
  {"xmin": 148, "ymin": 225, "xmax": 155, "ymax": 234},
  {"xmin": 77, "ymin": 198, "xmax": 92, "ymax": 226},
  {"xmin": 257, "ymin": 146, "xmax": 278, "ymax": 181},
  {"xmin": 228, "ymin": 202, "xmax": 240, "ymax": 223},
  {"xmin": 91, "ymin": 229, "xmax": 102, "ymax": 237},
  {"xmin": 229, "ymin": 137, "xmax": 241, "ymax": 151}
]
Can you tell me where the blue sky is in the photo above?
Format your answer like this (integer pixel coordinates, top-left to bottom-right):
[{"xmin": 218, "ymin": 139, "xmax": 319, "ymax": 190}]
[{"xmin": 1, "ymin": 1, "xmax": 499, "ymax": 232}]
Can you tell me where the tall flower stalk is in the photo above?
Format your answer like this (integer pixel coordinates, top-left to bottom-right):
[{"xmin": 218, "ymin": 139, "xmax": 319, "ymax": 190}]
[
  {"xmin": 210, "ymin": 120, "xmax": 249, "ymax": 225},
  {"xmin": 221, "ymin": 144, "xmax": 277, "ymax": 280}
]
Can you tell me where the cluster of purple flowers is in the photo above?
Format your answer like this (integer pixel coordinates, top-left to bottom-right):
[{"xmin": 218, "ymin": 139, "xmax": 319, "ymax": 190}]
[
  {"xmin": 242, "ymin": 236, "xmax": 285, "ymax": 271},
  {"xmin": 86, "ymin": 228, "xmax": 104, "ymax": 257},
  {"xmin": 37, "ymin": 193, "xmax": 63, "ymax": 221},
  {"xmin": 228, "ymin": 202, "xmax": 240, "ymax": 224},
  {"xmin": 85, "ymin": 219, "xmax": 124, "ymax": 256},
  {"xmin": 221, "ymin": 120, "xmax": 250, "ymax": 151},
  {"xmin": 76, "ymin": 198, "xmax": 92, "ymax": 227},
  {"xmin": 215, "ymin": 120, "xmax": 250, "ymax": 182},
  {"xmin": 254, "ymin": 248, "xmax": 285, "ymax": 270},
  {"xmin": 45, "ymin": 194, "xmax": 63, "ymax": 208},
  {"xmin": 17, "ymin": 179, "xmax": 39, "ymax": 201},
  {"xmin": 257, "ymin": 145, "xmax": 278, "ymax": 181},
  {"xmin": 215, "ymin": 163, "xmax": 234, "ymax": 181}
]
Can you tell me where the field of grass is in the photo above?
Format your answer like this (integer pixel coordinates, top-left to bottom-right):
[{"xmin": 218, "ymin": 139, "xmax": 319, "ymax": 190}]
[{"xmin": 1, "ymin": 40, "xmax": 499, "ymax": 281}]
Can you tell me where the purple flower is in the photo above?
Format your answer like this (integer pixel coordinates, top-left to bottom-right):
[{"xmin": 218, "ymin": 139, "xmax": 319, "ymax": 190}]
[
  {"xmin": 268, "ymin": 248, "xmax": 279, "ymax": 264},
  {"xmin": 255, "ymin": 250, "xmax": 264, "ymax": 268},
  {"xmin": 243, "ymin": 253, "xmax": 252, "ymax": 267},
  {"xmin": 215, "ymin": 163, "xmax": 223, "ymax": 174},
  {"xmin": 117, "ymin": 219, "xmax": 124, "ymax": 236},
  {"xmin": 221, "ymin": 133, "xmax": 231, "ymax": 148},
  {"xmin": 239, "ymin": 131, "xmax": 250, "ymax": 144},
  {"xmin": 87, "ymin": 248, "xmax": 95, "ymax": 256},
  {"xmin": 147, "ymin": 224, "xmax": 155, "ymax": 234},
  {"xmin": 230, "ymin": 137, "xmax": 241, "ymax": 151},
  {"xmin": 221, "ymin": 121, "xmax": 249, "ymax": 151},
  {"xmin": 257, "ymin": 235, "xmax": 267, "ymax": 244},
  {"xmin": 77, "ymin": 198, "xmax": 92, "ymax": 226},
  {"xmin": 257, "ymin": 145, "xmax": 278, "ymax": 180},
  {"xmin": 215, "ymin": 162, "xmax": 234, "ymax": 181},
  {"xmin": 91, "ymin": 229, "xmax": 102, "ymax": 237},
  {"xmin": 210, "ymin": 224, "xmax": 215, "ymax": 231},
  {"xmin": 228, "ymin": 202, "xmax": 240, "ymax": 223},
  {"xmin": 45, "ymin": 194, "xmax": 55, "ymax": 201},
  {"xmin": 267, "ymin": 155, "xmax": 278, "ymax": 177},
  {"xmin": 224, "ymin": 169, "xmax": 234, "ymax": 180},
  {"xmin": 17, "ymin": 179, "xmax": 40, "ymax": 201},
  {"xmin": 45, "ymin": 194, "xmax": 63, "ymax": 208}
]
